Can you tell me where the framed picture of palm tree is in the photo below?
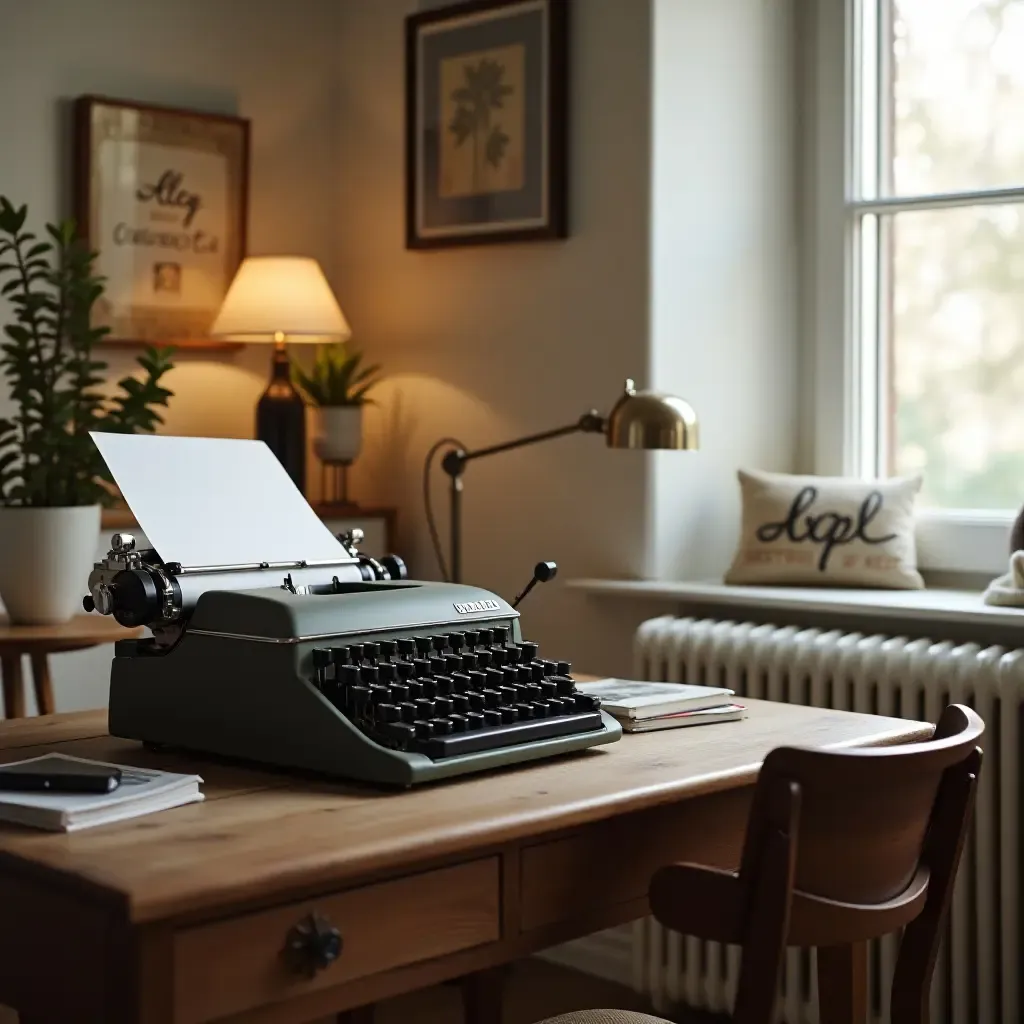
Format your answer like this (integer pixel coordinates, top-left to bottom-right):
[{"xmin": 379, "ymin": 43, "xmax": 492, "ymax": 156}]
[{"xmin": 405, "ymin": 0, "xmax": 569, "ymax": 249}]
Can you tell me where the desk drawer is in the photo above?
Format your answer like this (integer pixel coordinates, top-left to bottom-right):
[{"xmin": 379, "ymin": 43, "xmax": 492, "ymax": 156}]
[{"xmin": 173, "ymin": 858, "xmax": 500, "ymax": 1023}]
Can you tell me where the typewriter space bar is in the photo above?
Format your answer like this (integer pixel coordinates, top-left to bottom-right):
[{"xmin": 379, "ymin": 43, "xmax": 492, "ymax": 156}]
[{"xmin": 417, "ymin": 711, "xmax": 605, "ymax": 759}]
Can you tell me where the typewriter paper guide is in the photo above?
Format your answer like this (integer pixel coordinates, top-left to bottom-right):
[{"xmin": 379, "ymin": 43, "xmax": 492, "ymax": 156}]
[{"xmin": 91, "ymin": 433, "xmax": 349, "ymax": 568}]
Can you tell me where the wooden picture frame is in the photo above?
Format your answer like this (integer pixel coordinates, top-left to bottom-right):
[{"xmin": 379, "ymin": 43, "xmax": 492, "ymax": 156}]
[
  {"xmin": 405, "ymin": 0, "xmax": 569, "ymax": 249},
  {"xmin": 73, "ymin": 96, "xmax": 250, "ymax": 350}
]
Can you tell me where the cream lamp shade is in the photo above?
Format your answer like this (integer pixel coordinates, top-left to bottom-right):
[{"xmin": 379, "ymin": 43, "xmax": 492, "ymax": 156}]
[{"xmin": 210, "ymin": 256, "xmax": 352, "ymax": 343}]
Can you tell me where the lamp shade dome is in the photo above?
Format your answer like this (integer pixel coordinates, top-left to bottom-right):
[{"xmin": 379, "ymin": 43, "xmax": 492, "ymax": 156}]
[
  {"xmin": 605, "ymin": 379, "xmax": 698, "ymax": 450},
  {"xmin": 210, "ymin": 256, "xmax": 351, "ymax": 343}
]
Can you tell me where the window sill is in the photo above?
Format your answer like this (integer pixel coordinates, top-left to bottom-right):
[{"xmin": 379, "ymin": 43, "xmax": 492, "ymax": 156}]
[{"xmin": 567, "ymin": 578, "xmax": 1024, "ymax": 632}]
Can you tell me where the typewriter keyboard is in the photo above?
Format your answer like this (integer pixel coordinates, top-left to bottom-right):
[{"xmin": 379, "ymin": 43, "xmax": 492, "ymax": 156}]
[{"xmin": 310, "ymin": 627, "xmax": 603, "ymax": 760}]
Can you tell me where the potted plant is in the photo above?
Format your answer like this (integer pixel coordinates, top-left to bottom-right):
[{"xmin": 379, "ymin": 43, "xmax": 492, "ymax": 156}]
[
  {"xmin": 291, "ymin": 343, "xmax": 381, "ymax": 464},
  {"xmin": 0, "ymin": 197, "xmax": 174, "ymax": 624}
]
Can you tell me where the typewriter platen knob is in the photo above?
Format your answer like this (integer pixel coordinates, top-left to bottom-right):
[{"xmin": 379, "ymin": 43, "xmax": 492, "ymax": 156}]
[
  {"xmin": 283, "ymin": 912, "xmax": 342, "ymax": 979},
  {"xmin": 381, "ymin": 554, "xmax": 408, "ymax": 580}
]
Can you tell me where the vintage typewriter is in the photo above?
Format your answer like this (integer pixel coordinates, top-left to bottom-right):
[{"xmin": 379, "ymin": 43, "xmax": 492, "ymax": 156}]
[{"xmin": 85, "ymin": 532, "xmax": 621, "ymax": 786}]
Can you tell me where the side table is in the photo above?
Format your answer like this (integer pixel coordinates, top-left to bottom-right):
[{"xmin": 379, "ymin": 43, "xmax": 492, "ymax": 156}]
[{"xmin": 0, "ymin": 615, "xmax": 142, "ymax": 719}]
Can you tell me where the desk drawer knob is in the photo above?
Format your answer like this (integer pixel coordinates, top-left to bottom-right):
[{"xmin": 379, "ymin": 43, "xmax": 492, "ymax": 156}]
[{"xmin": 283, "ymin": 912, "xmax": 343, "ymax": 978}]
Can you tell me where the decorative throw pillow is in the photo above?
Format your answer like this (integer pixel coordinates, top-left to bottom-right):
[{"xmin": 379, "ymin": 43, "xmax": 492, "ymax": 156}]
[{"xmin": 725, "ymin": 469, "xmax": 924, "ymax": 589}]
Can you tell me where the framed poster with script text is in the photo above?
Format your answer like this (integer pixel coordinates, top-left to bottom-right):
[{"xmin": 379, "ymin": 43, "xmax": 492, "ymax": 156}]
[{"xmin": 74, "ymin": 96, "xmax": 249, "ymax": 348}]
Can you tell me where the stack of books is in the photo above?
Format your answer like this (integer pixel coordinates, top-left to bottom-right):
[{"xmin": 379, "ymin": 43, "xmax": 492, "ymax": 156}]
[{"xmin": 577, "ymin": 679, "xmax": 746, "ymax": 733}]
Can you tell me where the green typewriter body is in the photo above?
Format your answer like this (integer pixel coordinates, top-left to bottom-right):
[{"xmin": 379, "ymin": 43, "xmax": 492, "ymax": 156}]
[{"xmin": 106, "ymin": 577, "xmax": 621, "ymax": 787}]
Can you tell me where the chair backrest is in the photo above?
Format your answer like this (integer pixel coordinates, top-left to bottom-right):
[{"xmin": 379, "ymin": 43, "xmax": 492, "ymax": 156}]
[{"xmin": 738, "ymin": 704, "xmax": 984, "ymax": 907}]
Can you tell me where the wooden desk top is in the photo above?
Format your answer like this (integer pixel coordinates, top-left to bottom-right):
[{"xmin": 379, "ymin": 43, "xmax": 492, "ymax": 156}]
[
  {"xmin": 0, "ymin": 615, "xmax": 141, "ymax": 650},
  {"xmin": 0, "ymin": 701, "xmax": 931, "ymax": 926}
]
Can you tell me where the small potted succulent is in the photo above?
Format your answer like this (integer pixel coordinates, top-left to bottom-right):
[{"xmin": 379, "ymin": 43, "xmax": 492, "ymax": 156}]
[
  {"xmin": 0, "ymin": 198, "xmax": 174, "ymax": 623},
  {"xmin": 291, "ymin": 343, "xmax": 381, "ymax": 464}
]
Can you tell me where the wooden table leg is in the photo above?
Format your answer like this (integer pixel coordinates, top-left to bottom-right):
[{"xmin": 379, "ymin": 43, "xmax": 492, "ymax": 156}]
[
  {"xmin": 29, "ymin": 654, "xmax": 54, "ymax": 716},
  {"xmin": 818, "ymin": 942, "xmax": 868, "ymax": 1024},
  {"xmin": 462, "ymin": 966, "xmax": 507, "ymax": 1024},
  {"xmin": 0, "ymin": 656, "xmax": 24, "ymax": 720}
]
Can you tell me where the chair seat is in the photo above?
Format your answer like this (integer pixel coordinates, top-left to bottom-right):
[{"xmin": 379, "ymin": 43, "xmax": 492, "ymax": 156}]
[{"xmin": 534, "ymin": 1012, "xmax": 674, "ymax": 1024}]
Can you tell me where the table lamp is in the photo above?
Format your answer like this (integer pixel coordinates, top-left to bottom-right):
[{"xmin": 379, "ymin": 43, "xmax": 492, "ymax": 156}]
[
  {"xmin": 432, "ymin": 379, "xmax": 699, "ymax": 583},
  {"xmin": 211, "ymin": 256, "xmax": 351, "ymax": 492}
]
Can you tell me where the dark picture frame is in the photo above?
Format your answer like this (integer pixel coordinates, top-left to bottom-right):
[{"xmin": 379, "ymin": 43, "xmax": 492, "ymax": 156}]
[
  {"xmin": 405, "ymin": 0, "xmax": 569, "ymax": 249},
  {"xmin": 73, "ymin": 96, "xmax": 250, "ymax": 349}
]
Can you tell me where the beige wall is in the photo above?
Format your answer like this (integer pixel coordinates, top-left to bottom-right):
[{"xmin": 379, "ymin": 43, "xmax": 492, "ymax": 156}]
[{"xmin": 0, "ymin": 0, "xmax": 342, "ymax": 446}]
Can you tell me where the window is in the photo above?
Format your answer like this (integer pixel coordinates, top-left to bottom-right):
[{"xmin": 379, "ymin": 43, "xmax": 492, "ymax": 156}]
[{"xmin": 851, "ymin": 0, "xmax": 1024, "ymax": 512}]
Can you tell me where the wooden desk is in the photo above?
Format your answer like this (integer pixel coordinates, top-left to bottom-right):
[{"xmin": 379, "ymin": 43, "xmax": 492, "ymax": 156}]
[{"xmin": 0, "ymin": 701, "xmax": 931, "ymax": 1024}]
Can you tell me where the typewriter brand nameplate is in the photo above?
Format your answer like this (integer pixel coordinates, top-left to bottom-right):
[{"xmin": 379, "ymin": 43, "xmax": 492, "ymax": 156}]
[
  {"xmin": 453, "ymin": 600, "xmax": 501, "ymax": 614},
  {"xmin": 91, "ymin": 433, "xmax": 349, "ymax": 568}
]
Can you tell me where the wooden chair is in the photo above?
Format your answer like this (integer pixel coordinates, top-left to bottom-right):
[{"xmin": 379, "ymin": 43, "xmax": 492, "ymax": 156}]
[{"xmin": 643, "ymin": 703, "xmax": 984, "ymax": 1024}]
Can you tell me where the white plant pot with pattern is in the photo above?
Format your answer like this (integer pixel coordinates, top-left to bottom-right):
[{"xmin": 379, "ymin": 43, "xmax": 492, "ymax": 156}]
[
  {"xmin": 0, "ymin": 505, "xmax": 101, "ymax": 624},
  {"xmin": 314, "ymin": 406, "xmax": 364, "ymax": 464}
]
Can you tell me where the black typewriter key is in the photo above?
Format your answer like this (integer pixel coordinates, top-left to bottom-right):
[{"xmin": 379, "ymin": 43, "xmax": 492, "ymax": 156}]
[
  {"xmin": 363, "ymin": 642, "xmax": 380, "ymax": 663},
  {"xmin": 435, "ymin": 696, "xmax": 453, "ymax": 716},
  {"xmin": 461, "ymin": 652, "xmax": 478, "ymax": 672},
  {"xmin": 312, "ymin": 648, "xmax": 331, "ymax": 686},
  {"xmin": 519, "ymin": 641, "xmax": 539, "ymax": 662},
  {"xmin": 489, "ymin": 647, "xmax": 507, "ymax": 668},
  {"xmin": 338, "ymin": 664, "xmax": 361, "ymax": 687},
  {"xmin": 466, "ymin": 711, "xmax": 486, "ymax": 730},
  {"xmin": 390, "ymin": 683, "xmax": 410, "ymax": 703},
  {"xmin": 542, "ymin": 659, "xmax": 558, "ymax": 676},
  {"xmin": 452, "ymin": 694, "xmax": 470, "ymax": 714},
  {"xmin": 498, "ymin": 686, "xmax": 517, "ymax": 705},
  {"xmin": 540, "ymin": 680, "xmax": 559, "ymax": 699},
  {"xmin": 412, "ymin": 657, "xmax": 431, "ymax": 677},
  {"xmin": 414, "ymin": 636, "xmax": 432, "ymax": 656},
  {"xmin": 486, "ymin": 668, "xmax": 504, "ymax": 688},
  {"xmin": 477, "ymin": 628, "xmax": 493, "ymax": 646},
  {"xmin": 414, "ymin": 697, "xmax": 436, "ymax": 718},
  {"xmin": 475, "ymin": 649, "xmax": 492, "ymax": 670},
  {"xmin": 420, "ymin": 678, "xmax": 438, "ymax": 699},
  {"xmin": 414, "ymin": 720, "xmax": 433, "ymax": 739},
  {"xmin": 397, "ymin": 637, "xmax": 416, "ymax": 658},
  {"xmin": 465, "ymin": 670, "xmax": 486, "ymax": 692},
  {"xmin": 555, "ymin": 676, "xmax": 575, "ymax": 695},
  {"xmin": 467, "ymin": 692, "xmax": 486, "ymax": 711},
  {"xmin": 396, "ymin": 661, "xmax": 414, "ymax": 680},
  {"xmin": 430, "ymin": 717, "xmax": 454, "ymax": 735},
  {"xmin": 492, "ymin": 626, "xmax": 509, "ymax": 645},
  {"xmin": 464, "ymin": 629, "xmax": 480, "ymax": 648},
  {"xmin": 449, "ymin": 632, "xmax": 466, "ymax": 652},
  {"xmin": 330, "ymin": 646, "xmax": 349, "ymax": 668},
  {"xmin": 483, "ymin": 709, "xmax": 502, "ymax": 726},
  {"xmin": 575, "ymin": 693, "xmax": 601, "ymax": 712},
  {"xmin": 376, "ymin": 703, "xmax": 400, "ymax": 723},
  {"xmin": 515, "ymin": 703, "xmax": 534, "ymax": 720},
  {"xmin": 557, "ymin": 660, "xmax": 572, "ymax": 676},
  {"xmin": 531, "ymin": 702, "xmax": 550, "ymax": 718},
  {"xmin": 482, "ymin": 689, "xmax": 503, "ymax": 708},
  {"xmin": 529, "ymin": 663, "xmax": 545, "ymax": 682},
  {"xmin": 406, "ymin": 680, "xmax": 423, "ymax": 700},
  {"xmin": 360, "ymin": 664, "xmax": 378, "ymax": 684},
  {"xmin": 504, "ymin": 645, "xmax": 521, "ymax": 665},
  {"xmin": 379, "ymin": 639, "xmax": 397, "ymax": 661},
  {"xmin": 432, "ymin": 635, "xmax": 449, "ymax": 654},
  {"xmin": 434, "ymin": 675, "xmax": 454, "ymax": 696},
  {"xmin": 369, "ymin": 684, "xmax": 390, "ymax": 705},
  {"xmin": 450, "ymin": 714, "xmax": 469, "ymax": 732},
  {"xmin": 502, "ymin": 666, "xmax": 519, "ymax": 686},
  {"xmin": 444, "ymin": 654, "xmax": 462, "ymax": 675},
  {"xmin": 525, "ymin": 684, "xmax": 542, "ymax": 701},
  {"xmin": 350, "ymin": 685, "xmax": 372, "ymax": 710},
  {"xmin": 377, "ymin": 662, "xmax": 396, "ymax": 683},
  {"xmin": 513, "ymin": 683, "xmax": 531, "ymax": 702},
  {"xmin": 399, "ymin": 702, "xmax": 418, "ymax": 723},
  {"xmin": 348, "ymin": 643, "xmax": 365, "ymax": 664},
  {"xmin": 428, "ymin": 655, "xmax": 446, "ymax": 675},
  {"xmin": 385, "ymin": 721, "xmax": 416, "ymax": 747},
  {"xmin": 500, "ymin": 706, "xmax": 518, "ymax": 724}
]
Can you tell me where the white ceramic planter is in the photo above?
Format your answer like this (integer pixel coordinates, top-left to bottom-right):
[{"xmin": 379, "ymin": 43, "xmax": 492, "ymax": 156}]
[
  {"xmin": 314, "ymin": 405, "xmax": 364, "ymax": 463},
  {"xmin": 0, "ymin": 505, "xmax": 101, "ymax": 624}
]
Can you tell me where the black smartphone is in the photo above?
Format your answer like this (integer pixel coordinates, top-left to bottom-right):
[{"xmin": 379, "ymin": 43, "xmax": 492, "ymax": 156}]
[{"xmin": 0, "ymin": 756, "xmax": 122, "ymax": 795}]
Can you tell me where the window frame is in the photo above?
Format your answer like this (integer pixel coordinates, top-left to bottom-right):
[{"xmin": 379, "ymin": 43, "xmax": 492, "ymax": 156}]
[{"xmin": 808, "ymin": 0, "xmax": 1024, "ymax": 576}]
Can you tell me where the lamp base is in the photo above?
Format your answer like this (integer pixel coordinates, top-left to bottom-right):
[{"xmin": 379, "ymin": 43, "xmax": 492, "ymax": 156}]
[{"xmin": 257, "ymin": 341, "xmax": 306, "ymax": 493}]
